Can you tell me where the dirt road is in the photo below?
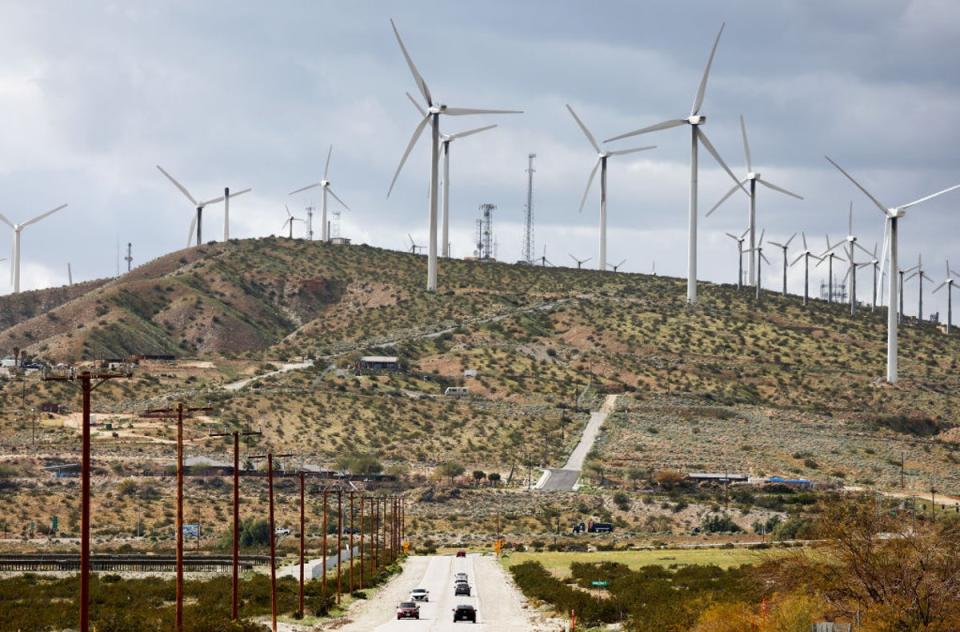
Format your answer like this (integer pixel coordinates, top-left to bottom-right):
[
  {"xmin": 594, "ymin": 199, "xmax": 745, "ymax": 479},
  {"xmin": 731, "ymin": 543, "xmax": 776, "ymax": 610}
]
[{"xmin": 325, "ymin": 554, "xmax": 558, "ymax": 631}]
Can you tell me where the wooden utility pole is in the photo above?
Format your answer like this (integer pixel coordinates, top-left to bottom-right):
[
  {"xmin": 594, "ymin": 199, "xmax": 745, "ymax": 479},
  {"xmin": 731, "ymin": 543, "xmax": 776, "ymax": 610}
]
[
  {"xmin": 348, "ymin": 492, "xmax": 355, "ymax": 593},
  {"xmin": 43, "ymin": 366, "xmax": 131, "ymax": 632},
  {"xmin": 208, "ymin": 429, "xmax": 260, "ymax": 621},
  {"xmin": 359, "ymin": 495, "xmax": 365, "ymax": 588},
  {"xmin": 373, "ymin": 497, "xmax": 379, "ymax": 569},
  {"xmin": 299, "ymin": 471, "xmax": 306, "ymax": 619},
  {"xmin": 336, "ymin": 490, "xmax": 343, "ymax": 604},
  {"xmin": 321, "ymin": 488, "xmax": 328, "ymax": 600},
  {"xmin": 250, "ymin": 452, "xmax": 292, "ymax": 632}
]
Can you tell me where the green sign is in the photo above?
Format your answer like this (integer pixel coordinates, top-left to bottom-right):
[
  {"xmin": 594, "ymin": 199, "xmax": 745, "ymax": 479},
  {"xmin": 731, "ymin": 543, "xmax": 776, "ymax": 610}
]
[{"xmin": 591, "ymin": 580, "xmax": 609, "ymax": 587}]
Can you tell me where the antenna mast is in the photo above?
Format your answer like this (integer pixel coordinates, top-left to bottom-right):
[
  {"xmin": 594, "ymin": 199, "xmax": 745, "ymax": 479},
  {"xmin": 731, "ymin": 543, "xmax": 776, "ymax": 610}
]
[
  {"xmin": 479, "ymin": 203, "xmax": 496, "ymax": 260},
  {"xmin": 522, "ymin": 153, "xmax": 536, "ymax": 264},
  {"xmin": 305, "ymin": 206, "xmax": 314, "ymax": 241},
  {"xmin": 125, "ymin": 243, "xmax": 133, "ymax": 273}
]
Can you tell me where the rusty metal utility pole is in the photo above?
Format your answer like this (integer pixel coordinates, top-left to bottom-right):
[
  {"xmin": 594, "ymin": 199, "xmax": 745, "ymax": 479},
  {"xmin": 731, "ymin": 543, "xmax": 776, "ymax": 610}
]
[
  {"xmin": 209, "ymin": 429, "xmax": 260, "ymax": 621},
  {"xmin": 359, "ymin": 495, "xmax": 365, "ymax": 589},
  {"xmin": 299, "ymin": 471, "xmax": 305, "ymax": 619},
  {"xmin": 336, "ymin": 490, "xmax": 343, "ymax": 603},
  {"xmin": 382, "ymin": 496, "xmax": 389, "ymax": 563},
  {"xmin": 43, "ymin": 366, "xmax": 131, "ymax": 632},
  {"xmin": 348, "ymin": 492, "xmax": 355, "ymax": 593},
  {"xmin": 321, "ymin": 488, "xmax": 328, "ymax": 600},
  {"xmin": 250, "ymin": 452, "xmax": 292, "ymax": 632},
  {"xmin": 373, "ymin": 497, "xmax": 379, "ymax": 569}
]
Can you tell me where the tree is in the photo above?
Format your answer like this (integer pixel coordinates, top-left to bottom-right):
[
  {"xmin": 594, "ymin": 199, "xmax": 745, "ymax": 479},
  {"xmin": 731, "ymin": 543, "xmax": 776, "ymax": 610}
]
[
  {"xmin": 472, "ymin": 470, "xmax": 486, "ymax": 486},
  {"xmin": 335, "ymin": 453, "xmax": 383, "ymax": 476},
  {"xmin": 436, "ymin": 462, "xmax": 465, "ymax": 485},
  {"xmin": 653, "ymin": 469, "xmax": 686, "ymax": 491},
  {"xmin": 487, "ymin": 472, "xmax": 501, "ymax": 487}
]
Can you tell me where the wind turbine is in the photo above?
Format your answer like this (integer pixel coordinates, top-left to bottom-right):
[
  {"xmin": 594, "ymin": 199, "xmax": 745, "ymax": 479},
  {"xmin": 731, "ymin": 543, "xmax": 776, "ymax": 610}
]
[
  {"xmin": 281, "ymin": 205, "xmax": 304, "ymax": 239},
  {"xmin": 607, "ymin": 259, "xmax": 627, "ymax": 273},
  {"xmin": 826, "ymin": 202, "xmax": 874, "ymax": 314},
  {"xmin": 725, "ymin": 228, "xmax": 749, "ymax": 289},
  {"xmin": 826, "ymin": 155, "xmax": 960, "ymax": 384},
  {"xmin": 539, "ymin": 245, "xmax": 554, "ymax": 267},
  {"xmin": 388, "ymin": 18, "xmax": 522, "ymax": 292},
  {"xmin": 897, "ymin": 261, "xmax": 920, "ymax": 325},
  {"xmin": 904, "ymin": 255, "xmax": 934, "ymax": 322},
  {"xmin": 867, "ymin": 243, "xmax": 881, "ymax": 310},
  {"xmin": 569, "ymin": 254, "xmax": 591, "ymax": 270},
  {"xmin": 566, "ymin": 104, "xmax": 655, "ymax": 271},
  {"xmin": 604, "ymin": 23, "xmax": 746, "ymax": 303},
  {"xmin": 289, "ymin": 145, "xmax": 350, "ymax": 243},
  {"xmin": 407, "ymin": 94, "xmax": 497, "ymax": 258},
  {"xmin": 744, "ymin": 229, "xmax": 770, "ymax": 301},
  {"xmin": 0, "ymin": 204, "xmax": 68, "ymax": 293},
  {"xmin": 932, "ymin": 260, "xmax": 958, "ymax": 334},
  {"xmin": 818, "ymin": 235, "xmax": 843, "ymax": 304},
  {"xmin": 707, "ymin": 115, "xmax": 803, "ymax": 287},
  {"xmin": 156, "ymin": 166, "xmax": 250, "ymax": 247},
  {"xmin": 789, "ymin": 233, "xmax": 822, "ymax": 306},
  {"xmin": 767, "ymin": 233, "xmax": 797, "ymax": 297},
  {"xmin": 408, "ymin": 234, "xmax": 425, "ymax": 255}
]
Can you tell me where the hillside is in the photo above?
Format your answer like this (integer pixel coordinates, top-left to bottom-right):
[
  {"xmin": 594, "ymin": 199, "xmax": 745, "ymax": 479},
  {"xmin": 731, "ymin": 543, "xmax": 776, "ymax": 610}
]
[{"xmin": 1, "ymin": 237, "xmax": 958, "ymax": 491}]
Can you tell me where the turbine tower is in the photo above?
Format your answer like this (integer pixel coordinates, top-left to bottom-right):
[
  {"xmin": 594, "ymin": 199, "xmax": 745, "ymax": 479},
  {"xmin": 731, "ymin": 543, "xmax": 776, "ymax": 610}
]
[
  {"xmin": 281, "ymin": 205, "xmax": 304, "ymax": 239},
  {"xmin": 767, "ymin": 233, "xmax": 797, "ymax": 297},
  {"xmin": 566, "ymin": 105, "xmax": 655, "ymax": 271},
  {"xmin": 789, "ymin": 233, "xmax": 822, "ymax": 306},
  {"xmin": 904, "ymin": 255, "xmax": 933, "ymax": 322},
  {"xmin": 932, "ymin": 260, "xmax": 958, "ymax": 334},
  {"xmin": 124, "ymin": 243, "xmax": 133, "ymax": 273},
  {"xmin": 289, "ymin": 145, "xmax": 350, "ymax": 243},
  {"xmin": 569, "ymin": 254, "xmax": 591, "ymax": 270},
  {"xmin": 608, "ymin": 259, "xmax": 627, "ymax": 273},
  {"xmin": 0, "ymin": 204, "xmax": 68, "ymax": 293},
  {"xmin": 522, "ymin": 154, "xmax": 536, "ymax": 264},
  {"xmin": 826, "ymin": 155, "xmax": 960, "ymax": 384},
  {"xmin": 605, "ymin": 23, "xmax": 745, "ymax": 303},
  {"xmin": 707, "ymin": 115, "xmax": 803, "ymax": 287},
  {"xmin": 156, "ymin": 166, "xmax": 250, "ymax": 247},
  {"xmin": 818, "ymin": 235, "xmax": 842, "ymax": 304},
  {"xmin": 725, "ymin": 228, "xmax": 749, "ymax": 289},
  {"xmin": 387, "ymin": 18, "xmax": 522, "ymax": 292},
  {"xmin": 744, "ymin": 229, "xmax": 770, "ymax": 301},
  {"xmin": 825, "ymin": 203, "xmax": 873, "ymax": 314}
]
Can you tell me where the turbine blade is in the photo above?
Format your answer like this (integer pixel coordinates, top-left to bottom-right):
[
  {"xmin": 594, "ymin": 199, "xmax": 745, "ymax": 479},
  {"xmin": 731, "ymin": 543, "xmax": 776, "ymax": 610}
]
[
  {"xmin": 324, "ymin": 145, "xmax": 333, "ymax": 180},
  {"xmin": 447, "ymin": 124, "xmax": 497, "ymax": 141},
  {"xmin": 739, "ymin": 115, "xmax": 752, "ymax": 173},
  {"xmin": 767, "ymin": 241, "xmax": 784, "ymax": 248},
  {"xmin": 442, "ymin": 107, "xmax": 523, "ymax": 116},
  {"xmin": 617, "ymin": 259, "xmax": 626, "ymax": 267},
  {"xmin": 802, "ymin": 232, "xmax": 808, "ymax": 251},
  {"xmin": 706, "ymin": 180, "xmax": 747, "ymax": 217},
  {"xmin": 898, "ymin": 183, "xmax": 960, "ymax": 211},
  {"xmin": 854, "ymin": 242, "xmax": 872, "ymax": 257},
  {"xmin": 725, "ymin": 232, "xmax": 739, "ymax": 241},
  {"xmin": 760, "ymin": 252, "xmax": 771, "ymax": 265},
  {"xmin": 691, "ymin": 22, "xmax": 725, "ymax": 117},
  {"xmin": 696, "ymin": 129, "xmax": 748, "ymax": 194},
  {"xmin": 327, "ymin": 187, "xmax": 350, "ymax": 211},
  {"xmin": 187, "ymin": 214, "xmax": 197, "ymax": 248},
  {"xmin": 20, "ymin": 203, "xmax": 68, "ymax": 228},
  {"xmin": 785, "ymin": 232, "xmax": 798, "ymax": 248},
  {"xmin": 757, "ymin": 178, "xmax": 803, "ymax": 200},
  {"xmin": 390, "ymin": 19, "xmax": 432, "ymax": 107},
  {"xmin": 790, "ymin": 252, "xmax": 805, "ymax": 267},
  {"xmin": 290, "ymin": 182, "xmax": 323, "ymax": 195},
  {"xmin": 157, "ymin": 165, "xmax": 198, "ymax": 206},
  {"xmin": 578, "ymin": 159, "xmax": 602, "ymax": 213},
  {"xmin": 566, "ymin": 104, "xmax": 600, "ymax": 153},
  {"xmin": 824, "ymin": 156, "xmax": 889, "ymax": 217},
  {"xmin": 740, "ymin": 227, "xmax": 750, "ymax": 240},
  {"xmin": 607, "ymin": 145, "xmax": 656, "ymax": 156},
  {"xmin": 199, "ymin": 195, "xmax": 226, "ymax": 207},
  {"xmin": 0, "ymin": 212, "xmax": 13, "ymax": 229},
  {"xmin": 406, "ymin": 92, "xmax": 427, "ymax": 117},
  {"xmin": 933, "ymin": 281, "xmax": 947, "ymax": 294},
  {"xmin": 604, "ymin": 119, "xmax": 686, "ymax": 143},
  {"xmin": 228, "ymin": 188, "xmax": 251, "ymax": 198},
  {"xmin": 848, "ymin": 200, "xmax": 854, "ymax": 235},
  {"xmin": 387, "ymin": 114, "xmax": 431, "ymax": 198}
]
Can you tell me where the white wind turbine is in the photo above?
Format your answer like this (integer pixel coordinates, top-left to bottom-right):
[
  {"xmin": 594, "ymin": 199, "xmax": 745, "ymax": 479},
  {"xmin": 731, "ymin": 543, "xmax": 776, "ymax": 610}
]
[
  {"xmin": 789, "ymin": 233, "xmax": 822, "ymax": 306},
  {"xmin": 569, "ymin": 254, "xmax": 591, "ymax": 270},
  {"xmin": 607, "ymin": 259, "xmax": 627, "ymax": 273},
  {"xmin": 407, "ymin": 93, "xmax": 497, "ymax": 258},
  {"xmin": 408, "ymin": 234, "xmax": 425, "ymax": 255},
  {"xmin": 156, "ymin": 166, "xmax": 251, "ymax": 247},
  {"xmin": 826, "ymin": 155, "xmax": 960, "ymax": 384},
  {"xmin": 388, "ymin": 18, "xmax": 522, "ymax": 292},
  {"xmin": 707, "ymin": 115, "xmax": 803, "ymax": 287},
  {"xmin": 767, "ymin": 233, "xmax": 797, "ymax": 297},
  {"xmin": 724, "ymin": 227, "xmax": 749, "ymax": 289},
  {"xmin": 904, "ymin": 254, "xmax": 934, "ymax": 322},
  {"xmin": 744, "ymin": 229, "xmax": 770, "ymax": 301},
  {"xmin": 932, "ymin": 260, "xmax": 958, "ymax": 334},
  {"xmin": 566, "ymin": 104, "xmax": 655, "ymax": 271},
  {"xmin": 0, "ymin": 204, "xmax": 68, "ymax": 294},
  {"xmin": 817, "ymin": 235, "xmax": 843, "ymax": 304},
  {"xmin": 281, "ymin": 205, "xmax": 304, "ymax": 239},
  {"xmin": 289, "ymin": 145, "xmax": 350, "ymax": 243},
  {"xmin": 824, "ymin": 203, "xmax": 874, "ymax": 314},
  {"xmin": 604, "ymin": 23, "xmax": 745, "ymax": 303}
]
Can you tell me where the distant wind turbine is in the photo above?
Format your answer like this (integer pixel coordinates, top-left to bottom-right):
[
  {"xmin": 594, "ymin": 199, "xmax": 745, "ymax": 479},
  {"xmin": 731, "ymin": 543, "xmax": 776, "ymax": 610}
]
[
  {"xmin": 0, "ymin": 204, "xmax": 68, "ymax": 293},
  {"xmin": 744, "ymin": 229, "xmax": 770, "ymax": 301},
  {"xmin": 826, "ymin": 155, "xmax": 960, "ymax": 384},
  {"xmin": 817, "ymin": 235, "xmax": 843, "ymax": 304},
  {"xmin": 569, "ymin": 254, "xmax": 591, "ymax": 270},
  {"xmin": 281, "ymin": 205, "xmax": 304, "ymax": 239},
  {"xmin": 604, "ymin": 23, "xmax": 746, "ymax": 303},
  {"xmin": 289, "ymin": 145, "xmax": 350, "ymax": 243},
  {"xmin": 707, "ymin": 115, "xmax": 803, "ymax": 287},
  {"xmin": 566, "ymin": 104, "xmax": 654, "ymax": 271},
  {"xmin": 156, "ymin": 166, "xmax": 250, "ymax": 247},
  {"xmin": 607, "ymin": 259, "xmax": 627, "ymax": 273},
  {"xmin": 539, "ymin": 245, "xmax": 554, "ymax": 267},
  {"xmin": 724, "ymin": 228, "xmax": 749, "ymax": 289},
  {"xmin": 408, "ymin": 234, "xmax": 425, "ymax": 255},
  {"xmin": 767, "ymin": 233, "xmax": 797, "ymax": 297},
  {"xmin": 388, "ymin": 18, "xmax": 522, "ymax": 292},
  {"xmin": 789, "ymin": 233, "xmax": 822, "ymax": 306},
  {"xmin": 932, "ymin": 260, "xmax": 958, "ymax": 334},
  {"xmin": 904, "ymin": 254, "xmax": 934, "ymax": 322}
]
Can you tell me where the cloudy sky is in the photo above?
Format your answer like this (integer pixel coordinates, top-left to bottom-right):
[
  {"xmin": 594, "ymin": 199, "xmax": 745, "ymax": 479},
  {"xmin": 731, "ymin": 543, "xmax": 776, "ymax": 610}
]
[{"xmin": 1, "ymin": 0, "xmax": 958, "ymax": 317}]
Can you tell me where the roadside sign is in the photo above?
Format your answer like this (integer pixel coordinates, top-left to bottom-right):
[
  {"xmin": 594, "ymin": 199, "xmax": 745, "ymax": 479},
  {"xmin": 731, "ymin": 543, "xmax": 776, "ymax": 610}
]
[{"xmin": 590, "ymin": 580, "xmax": 608, "ymax": 587}]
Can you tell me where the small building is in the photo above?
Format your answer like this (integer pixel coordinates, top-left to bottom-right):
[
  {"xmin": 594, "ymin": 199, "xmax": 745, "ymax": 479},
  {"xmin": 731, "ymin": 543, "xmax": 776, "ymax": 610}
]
[
  {"xmin": 329, "ymin": 237, "xmax": 351, "ymax": 246},
  {"xmin": 463, "ymin": 369, "xmax": 478, "ymax": 378},
  {"xmin": 0, "ymin": 357, "xmax": 16, "ymax": 369},
  {"xmin": 356, "ymin": 356, "xmax": 401, "ymax": 373},
  {"xmin": 687, "ymin": 472, "xmax": 749, "ymax": 484},
  {"xmin": 40, "ymin": 402, "xmax": 65, "ymax": 414},
  {"xmin": 444, "ymin": 386, "xmax": 469, "ymax": 397},
  {"xmin": 765, "ymin": 476, "xmax": 813, "ymax": 489}
]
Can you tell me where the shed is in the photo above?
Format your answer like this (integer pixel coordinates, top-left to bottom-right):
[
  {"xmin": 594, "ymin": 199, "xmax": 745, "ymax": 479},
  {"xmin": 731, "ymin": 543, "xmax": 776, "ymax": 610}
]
[{"xmin": 356, "ymin": 356, "xmax": 401, "ymax": 372}]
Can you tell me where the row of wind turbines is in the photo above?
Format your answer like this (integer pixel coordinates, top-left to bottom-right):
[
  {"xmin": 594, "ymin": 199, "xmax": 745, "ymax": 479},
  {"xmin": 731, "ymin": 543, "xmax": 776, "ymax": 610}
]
[{"xmin": 383, "ymin": 19, "xmax": 960, "ymax": 387}]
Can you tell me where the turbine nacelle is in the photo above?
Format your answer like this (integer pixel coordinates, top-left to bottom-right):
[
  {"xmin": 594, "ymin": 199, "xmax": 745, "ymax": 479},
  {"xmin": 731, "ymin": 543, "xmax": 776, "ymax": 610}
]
[
  {"xmin": 687, "ymin": 114, "xmax": 706, "ymax": 125},
  {"xmin": 746, "ymin": 172, "xmax": 760, "ymax": 181}
]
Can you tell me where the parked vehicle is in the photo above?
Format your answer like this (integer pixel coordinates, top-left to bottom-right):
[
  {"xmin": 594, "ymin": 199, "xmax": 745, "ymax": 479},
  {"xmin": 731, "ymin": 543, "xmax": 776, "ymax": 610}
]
[
  {"xmin": 410, "ymin": 588, "xmax": 429, "ymax": 602},
  {"xmin": 453, "ymin": 604, "xmax": 477, "ymax": 623},
  {"xmin": 396, "ymin": 601, "xmax": 420, "ymax": 620},
  {"xmin": 454, "ymin": 572, "xmax": 468, "ymax": 582},
  {"xmin": 274, "ymin": 527, "xmax": 291, "ymax": 536},
  {"xmin": 587, "ymin": 521, "xmax": 613, "ymax": 533},
  {"xmin": 456, "ymin": 550, "xmax": 467, "ymax": 558},
  {"xmin": 454, "ymin": 581, "xmax": 471, "ymax": 596}
]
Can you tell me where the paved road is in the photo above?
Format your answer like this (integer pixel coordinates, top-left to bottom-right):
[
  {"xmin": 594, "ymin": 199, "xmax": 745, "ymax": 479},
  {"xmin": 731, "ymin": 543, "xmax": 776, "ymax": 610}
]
[
  {"xmin": 329, "ymin": 554, "xmax": 553, "ymax": 632},
  {"xmin": 537, "ymin": 394, "xmax": 618, "ymax": 492}
]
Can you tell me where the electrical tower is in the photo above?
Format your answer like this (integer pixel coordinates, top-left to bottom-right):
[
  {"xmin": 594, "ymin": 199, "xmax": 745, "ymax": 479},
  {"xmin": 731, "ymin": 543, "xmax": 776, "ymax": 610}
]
[
  {"xmin": 305, "ymin": 206, "xmax": 315, "ymax": 241},
  {"xmin": 124, "ymin": 243, "xmax": 133, "ymax": 272},
  {"xmin": 476, "ymin": 203, "xmax": 496, "ymax": 260},
  {"xmin": 521, "ymin": 153, "xmax": 536, "ymax": 264}
]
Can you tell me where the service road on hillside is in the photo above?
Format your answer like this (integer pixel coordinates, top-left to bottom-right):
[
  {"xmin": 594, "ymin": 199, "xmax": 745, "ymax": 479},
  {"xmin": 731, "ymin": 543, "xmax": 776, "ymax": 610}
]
[{"xmin": 329, "ymin": 554, "xmax": 552, "ymax": 632}]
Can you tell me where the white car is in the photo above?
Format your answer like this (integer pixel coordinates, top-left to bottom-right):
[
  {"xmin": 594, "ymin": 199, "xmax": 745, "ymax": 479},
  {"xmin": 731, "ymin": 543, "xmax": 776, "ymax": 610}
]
[
  {"xmin": 410, "ymin": 588, "xmax": 429, "ymax": 602},
  {"xmin": 274, "ymin": 527, "xmax": 291, "ymax": 536}
]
